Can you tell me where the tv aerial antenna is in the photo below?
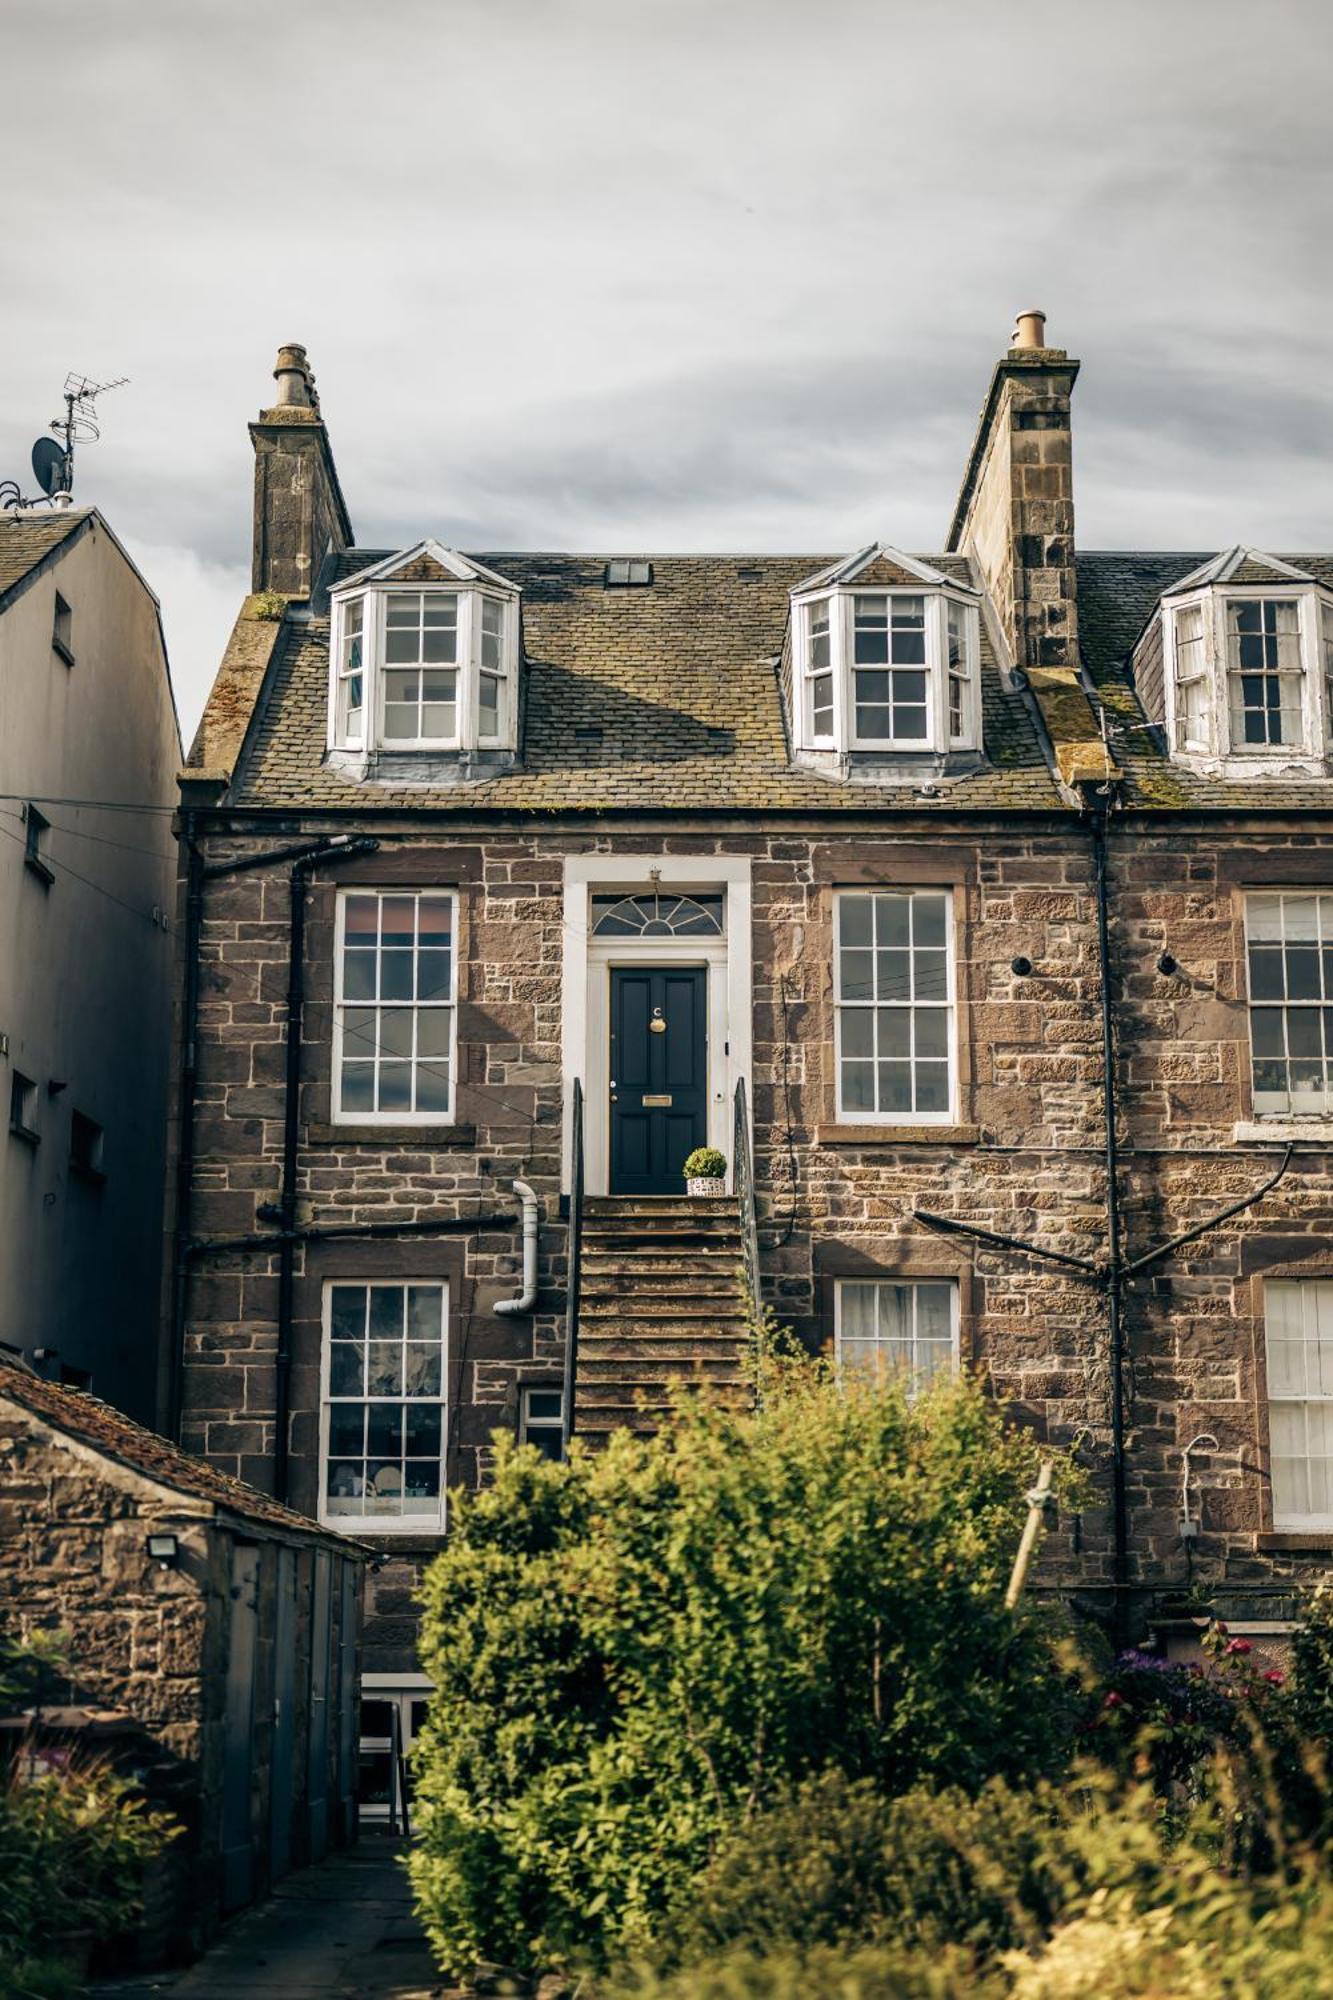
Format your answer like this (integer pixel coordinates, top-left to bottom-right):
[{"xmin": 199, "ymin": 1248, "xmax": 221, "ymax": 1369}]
[{"xmin": 2, "ymin": 371, "xmax": 129, "ymax": 512}]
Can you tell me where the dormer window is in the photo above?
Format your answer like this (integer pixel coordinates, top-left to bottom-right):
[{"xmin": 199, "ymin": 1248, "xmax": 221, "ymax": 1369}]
[
  {"xmin": 1155, "ymin": 550, "xmax": 1333, "ymax": 775},
  {"xmin": 328, "ymin": 543, "xmax": 520, "ymax": 759},
  {"xmin": 791, "ymin": 546, "xmax": 982, "ymax": 757}
]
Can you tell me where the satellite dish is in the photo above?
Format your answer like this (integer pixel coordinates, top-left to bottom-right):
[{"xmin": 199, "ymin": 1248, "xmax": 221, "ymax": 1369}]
[{"xmin": 32, "ymin": 436, "xmax": 71, "ymax": 497}]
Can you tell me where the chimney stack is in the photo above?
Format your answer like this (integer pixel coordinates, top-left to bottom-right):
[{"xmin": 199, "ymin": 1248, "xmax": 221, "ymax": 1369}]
[
  {"xmin": 947, "ymin": 313, "xmax": 1115, "ymax": 785},
  {"xmin": 249, "ymin": 343, "xmax": 351, "ymax": 598}
]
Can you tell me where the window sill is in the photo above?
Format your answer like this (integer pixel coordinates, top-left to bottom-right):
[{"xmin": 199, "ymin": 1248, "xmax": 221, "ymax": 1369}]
[
  {"xmin": 8, "ymin": 1122, "xmax": 39, "ymax": 1147},
  {"xmin": 1256, "ymin": 1532, "xmax": 1333, "ymax": 1552},
  {"xmin": 51, "ymin": 639, "xmax": 75, "ymax": 669},
  {"xmin": 69, "ymin": 1161, "xmax": 107, "ymax": 1188},
  {"xmin": 307, "ymin": 1121, "xmax": 476, "ymax": 1147},
  {"xmin": 23, "ymin": 856, "xmax": 54, "ymax": 889},
  {"xmin": 1233, "ymin": 1120, "xmax": 1333, "ymax": 1144},
  {"xmin": 817, "ymin": 1122, "xmax": 980, "ymax": 1147},
  {"xmin": 317, "ymin": 1522, "xmax": 447, "ymax": 1547}
]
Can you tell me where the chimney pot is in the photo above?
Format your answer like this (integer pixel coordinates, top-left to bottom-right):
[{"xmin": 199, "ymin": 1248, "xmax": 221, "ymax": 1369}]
[
  {"xmin": 272, "ymin": 343, "xmax": 312, "ymax": 409},
  {"xmin": 1011, "ymin": 310, "xmax": 1048, "ymax": 352}
]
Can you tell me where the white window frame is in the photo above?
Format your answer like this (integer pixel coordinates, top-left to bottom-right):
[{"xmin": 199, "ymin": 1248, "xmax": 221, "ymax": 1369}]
[
  {"xmin": 791, "ymin": 589, "xmax": 981, "ymax": 754},
  {"xmin": 1162, "ymin": 586, "xmax": 1333, "ymax": 771},
  {"xmin": 332, "ymin": 888, "xmax": 458, "ymax": 1126},
  {"xmin": 833, "ymin": 887, "xmax": 957, "ymax": 1126},
  {"xmin": 834, "ymin": 1278, "xmax": 961, "ymax": 1388},
  {"xmin": 334, "ymin": 595, "xmax": 366, "ymax": 748},
  {"xmin": 519, "ymin": 1385, "xmax": 566, "ymax": 1459},
  {"xmin": 1264, "ymin": 1279, "xmax": 1333, "ymax": 1530},
  {"xmin": 318, "ymin": 1279, "xmax": 449, "ymax": 1534},
  {"xmin": 1244, "ymin": 890, "xmax": 1333, "ymax": 1120},
  {"xmin": 328, "ymin": 585, "xmax": 517, "ymax": 753}
]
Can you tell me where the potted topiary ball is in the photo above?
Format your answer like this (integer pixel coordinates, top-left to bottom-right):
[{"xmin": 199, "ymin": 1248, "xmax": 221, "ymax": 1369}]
[{"xmin": 683, "ymin": 1146, "xmax": 727, "ymax": 1196}]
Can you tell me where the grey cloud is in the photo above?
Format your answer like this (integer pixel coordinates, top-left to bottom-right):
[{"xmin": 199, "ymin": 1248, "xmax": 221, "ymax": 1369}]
[{"xmin": 3, "ymin": 0, "xmax": 1333, "ymax": 738}]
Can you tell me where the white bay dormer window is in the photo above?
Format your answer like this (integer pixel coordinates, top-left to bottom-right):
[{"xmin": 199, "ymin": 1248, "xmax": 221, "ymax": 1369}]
[
  {"xmin": 1155, "ymin": 550, "xmax": 1333, "ymax": 777},
  {"xmin": 328, "ymin": 542, "xmax": 520, "ymax": 759},
  {"xmin": 791, "ymin": 546, "xmax": 982, "ymax": 758}
]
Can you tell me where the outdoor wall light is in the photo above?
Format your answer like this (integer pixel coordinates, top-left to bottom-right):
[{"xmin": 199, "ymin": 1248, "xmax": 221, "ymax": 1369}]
[
  {"xmin": 1010, "ymin": 956, "xmax": 1033, "ymax": 977},
  {"xmin": 1157, "ymin": 952, "xmax": 1179, "ymax": 977},
  {"xmin": 146, "ymin": 1532, "xmax": 180, "ymax": 1570}
]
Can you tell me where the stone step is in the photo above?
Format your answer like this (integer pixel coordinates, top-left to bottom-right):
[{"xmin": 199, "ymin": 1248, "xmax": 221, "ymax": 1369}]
[
  {"xmin": 577, "ymin": 1357, "xmax": 747, "ymax": 1384},
  {"xmin": 582, "ymin": 1298, "xmax": 748, "ymax": 1320},
  {"xmin": 575, "ymin": 1384, "xmax": 751, "ymax": 1417},
  {"xmin": 580, "ymin": 1264, "xmax": 736, "ymax": 1296},
  {"xmin": 584, "ymin": 1197, "xmax": 737, "ymax": 1218},
  {"xmin": 579, "ymin": 1332, "xmax": 750, "ymax": 1358},
  {"xmin": 581, "ymin": 1250, "xmax": 740, "ymax": 1274},
  {"xmin": 582, "ymin": 1227, "xmax": 743, "ymax": 1253}
]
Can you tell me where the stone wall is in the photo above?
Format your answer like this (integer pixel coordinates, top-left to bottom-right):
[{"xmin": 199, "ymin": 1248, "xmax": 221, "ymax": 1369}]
[
  {"xmin": 172, "ymin": 814, "xmax": 1333, "ymax": 1660},
  {"xmin": 0, "ymin": 1397, "xmax": 361, "ymax": 1955}
]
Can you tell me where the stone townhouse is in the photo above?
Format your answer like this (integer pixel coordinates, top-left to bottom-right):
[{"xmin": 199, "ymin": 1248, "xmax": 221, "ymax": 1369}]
[{"xmin": 169, "ymin": 318, "xmax": 1333, "ymax": 1797}]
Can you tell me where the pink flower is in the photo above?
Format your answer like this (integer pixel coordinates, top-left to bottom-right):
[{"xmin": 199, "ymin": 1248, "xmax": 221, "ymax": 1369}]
[
  {"xmin": 1103, "ymin": 1691, "xmax": 1126, "ymax": 1709},
  {"xmin": 1264, "ymin": 1669, "xmax": 1286, "ymax": 1686},
  {"xmin": 1225, "ymin": 1638, "xmax": 1253, "ymax": 1656}
]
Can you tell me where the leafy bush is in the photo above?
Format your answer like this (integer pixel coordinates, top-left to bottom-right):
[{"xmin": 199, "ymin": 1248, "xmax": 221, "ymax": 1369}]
[
  {"xmin": 408, "ymin": 1367, "xmax": 1075, "ymax": 1977},
  {"xmin": 682, "ymin": 1148, "xmax": 727, "ymax": 1180},
  {"xmin": 673, "ymin": 1768, "xmax": 1075, "ymax": 1966},
  {"xmin": 0, "ymin": 1631, "xmax": 180, "ymax": 1999}
]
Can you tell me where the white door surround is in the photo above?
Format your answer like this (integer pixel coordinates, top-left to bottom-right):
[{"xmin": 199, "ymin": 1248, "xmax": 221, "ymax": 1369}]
[{"xmin": 561, "ymin": 854, "xmax": 753, "ymax": 1196}]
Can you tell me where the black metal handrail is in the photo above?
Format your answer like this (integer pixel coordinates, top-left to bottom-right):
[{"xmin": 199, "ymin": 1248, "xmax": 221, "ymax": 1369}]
[
  {"xmin": 563, "ymin": 1078, "xmax": 585, "ymax": 1448},
  {"xmin": 734, "ymin": 1076, "xmax": 762, "ymax": 1350}
]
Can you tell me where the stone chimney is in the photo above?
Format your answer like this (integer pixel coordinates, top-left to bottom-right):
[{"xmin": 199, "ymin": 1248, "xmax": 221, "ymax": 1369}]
[
  {"xmin": 249, "ymin": 344, "xmax": 353, "ymax": 598},
  {"xmin": 947, "ymin": 314, "xmax": 1114, "ymax": 785}
]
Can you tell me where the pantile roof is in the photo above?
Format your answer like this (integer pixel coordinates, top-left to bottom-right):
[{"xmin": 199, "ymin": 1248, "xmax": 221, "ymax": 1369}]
[
  {"xmin": 225, "ymin": 550, "xmax": 1060, "ymax": 815},
  {"xmin": 0, "ymin": 1353, "xmax": 368, "ymax": 1550}
]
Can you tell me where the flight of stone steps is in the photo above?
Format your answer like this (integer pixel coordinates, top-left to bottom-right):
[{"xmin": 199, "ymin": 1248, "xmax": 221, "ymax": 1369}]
[{"xmin": 572, "ymin": 1196, "xmax": 753, "ymax": 1445}]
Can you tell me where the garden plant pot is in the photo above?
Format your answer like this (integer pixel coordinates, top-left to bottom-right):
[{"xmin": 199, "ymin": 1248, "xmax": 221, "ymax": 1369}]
[{"xmin": 686, "ymin": 1176, "xmax": 726, "ymax": 1197}]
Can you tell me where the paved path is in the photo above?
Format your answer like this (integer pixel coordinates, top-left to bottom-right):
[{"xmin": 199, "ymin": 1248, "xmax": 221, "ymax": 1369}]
[{"xmin": 92, "ymin": 1838, "xmax": 448, "ymax": 2000}]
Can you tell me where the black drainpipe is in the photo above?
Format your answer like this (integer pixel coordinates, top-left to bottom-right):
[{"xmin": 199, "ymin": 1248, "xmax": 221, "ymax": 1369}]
[
  {"xmin": 167, "ymin": 831, "xmax": 377, "ymax": 1447},
  {"xmin": 1088, "ymin": 783, "xmax": 1131, "ymax": 1644}
]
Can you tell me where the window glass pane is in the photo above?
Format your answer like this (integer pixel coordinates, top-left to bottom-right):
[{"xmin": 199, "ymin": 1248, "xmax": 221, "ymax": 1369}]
[
  {"xmin": 838, "ymin": 891, "xmax": 952, "ymax": 1118},
  {"xmin": 337, "ymin": 893, "xmax": 455, "ymax": 1120},
  {"xmin": 839, "ymin": 1280, "xmax": 957, "ymax": 1393},
  {"xmin": 1247, "ymin": 893, "xmax": 1333, "ymax": 1115},
  {"xmin": 324, "ymin": 1280, "xmax": 447, "ymax": 1524}
]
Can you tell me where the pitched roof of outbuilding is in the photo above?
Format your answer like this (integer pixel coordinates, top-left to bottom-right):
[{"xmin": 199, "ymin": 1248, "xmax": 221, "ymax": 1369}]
[
  {"xmin": 0, "ymin": 1354, "xmax": 368, "ymax": 1551},
  {"xmin": 222, "ymin": 550, "xmax": 1061, "ymax": 815},
  {"xmin": 0, "ymin": 510, "xmax": 88, "ymax": 608},
  {"xmin": 1077, "ymin": 551, "xmax": 1333, "ymax": 813}
]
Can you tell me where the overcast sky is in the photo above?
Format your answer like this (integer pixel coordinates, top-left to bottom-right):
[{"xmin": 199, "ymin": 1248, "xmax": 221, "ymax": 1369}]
[{"xmin": 4, "ymin": 0, "xmax": 1332, "ymax": 741}]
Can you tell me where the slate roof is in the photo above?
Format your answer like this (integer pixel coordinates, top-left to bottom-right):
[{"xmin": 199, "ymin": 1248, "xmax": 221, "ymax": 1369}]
[
  {"xmin": 0, "ymin": 1353, "xmax": 368, "ymax": 1550},
  {"xmin": 228, "ymin": 551, "xmax": 1062, "ymax": 815},
  {"xmin": 0, "ymin": 509, "xmax": 87, "ymax": 607},
  {"xmin": 1077, "ymin": 552, "xmax": 1333, "ymax": 813}
]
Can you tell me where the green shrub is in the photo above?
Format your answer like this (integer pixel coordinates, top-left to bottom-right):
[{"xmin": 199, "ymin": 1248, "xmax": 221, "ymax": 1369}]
[
  {"xmin": 408, "ymin": 1367, "xmax": 1075, "ymax": 1977},
  {"xmin": 0, "ymin": 1761, "xmax": 180, "ymax": 1998},
  {"xmin": 0, "ymin": 1631, "xmax": 180, "ymax": 1998},
  {"xmin": 611, "ymin": 1940, "xmax": 1000, "ymax": 2000},
  {"xmin": 682, "ymin": 1148, "xmax": 727, "ymax": 1181},
  {"xmin": 674, "ymin": 1769, "xmax": 1077, "ymax": 1965}
]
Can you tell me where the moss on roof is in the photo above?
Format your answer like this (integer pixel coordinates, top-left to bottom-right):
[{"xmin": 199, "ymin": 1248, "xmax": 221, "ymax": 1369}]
[{"xmin": 228, "ymin": 551, "xmax": 1060, "ymax": 815}]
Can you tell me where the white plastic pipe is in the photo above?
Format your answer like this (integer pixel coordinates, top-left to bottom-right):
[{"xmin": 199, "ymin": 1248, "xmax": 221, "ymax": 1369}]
[{"xmin": 494, "ymin": 1180, "xmax": 539, "ymax": 1316}]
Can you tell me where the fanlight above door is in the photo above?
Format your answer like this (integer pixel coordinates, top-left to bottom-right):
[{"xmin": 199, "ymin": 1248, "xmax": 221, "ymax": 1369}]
[{"xmin": 591, "ymin": 891, "xmax": 724, "ymax": 938}]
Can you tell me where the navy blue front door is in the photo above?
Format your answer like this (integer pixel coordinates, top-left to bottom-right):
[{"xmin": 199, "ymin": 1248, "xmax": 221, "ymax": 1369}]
[{"xmin": 610, "ymin": 967, "xmax": 708, "ymax": 1196}]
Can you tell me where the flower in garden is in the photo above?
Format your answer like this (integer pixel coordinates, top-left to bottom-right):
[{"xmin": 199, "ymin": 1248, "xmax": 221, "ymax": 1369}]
[
  {"xmin": 1264, "ymin": 1669, "xmax": 1286, "ymax": 1686},
  {"xmin": 1225, "ymin": 1638, "xmax": 1253, "ymax": 1656}
]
